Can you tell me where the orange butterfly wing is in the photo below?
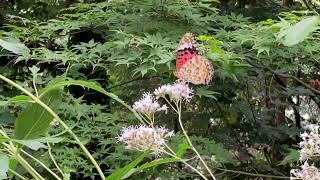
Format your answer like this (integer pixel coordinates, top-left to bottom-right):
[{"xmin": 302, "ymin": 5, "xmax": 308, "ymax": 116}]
[{"xmin": 176, "ymin": 55, "xmax": 213, "ymax": 85}]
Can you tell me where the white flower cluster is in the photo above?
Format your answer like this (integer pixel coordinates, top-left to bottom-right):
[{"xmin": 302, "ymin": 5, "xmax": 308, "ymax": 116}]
[
  {"xmin": 299, "ymin": 125, "xmax": 320, "ymax": 161},
  {"xmin": 291, "ymin": 124, "xmax": 320, "ymax": 180},
  {"xmin": 290, "ymin": 162, "xmax": 320, "ymax": 180},
  {"xmin": 154, "ymin": 80, "xmax": 193, "ymax": 102},
  {"xmin": 118, "ymin": 125, "xmax": 174, "ymax": 155},
  {"xmin": 133, "ymin": 92, "xmax": 168, "ymax": 116}
]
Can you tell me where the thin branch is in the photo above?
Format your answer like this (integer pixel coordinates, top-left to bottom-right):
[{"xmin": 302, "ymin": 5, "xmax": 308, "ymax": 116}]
[
  {"xmin": 244, "ymin": 57, "xmax": 320, "ymax": 95},
  {"xmin": 216, "ymin": 168, "xmax": 294, "ymax": 179},
  {"xmin": 106, "ymin": 75, "xmax": 164, "ymax": 90},
  {"xmin": 302, "ymin": 0, "xmax": 314, "ymax": 11}
]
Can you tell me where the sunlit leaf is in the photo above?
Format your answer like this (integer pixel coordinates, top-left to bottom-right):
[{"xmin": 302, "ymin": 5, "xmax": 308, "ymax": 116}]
[
  {"xmin": 0, "ymin": 39, "xmax": 30, "ymax": 55},
  {"xmin": 282, "ymin": 16, "xmax": 319, "ymax": 46},
  {"xmin": 0, "ymin": 153, "xmax": 9, "ymax": 179}
]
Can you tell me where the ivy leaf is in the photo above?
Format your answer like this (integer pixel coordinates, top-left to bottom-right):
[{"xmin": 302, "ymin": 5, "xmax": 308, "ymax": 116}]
[
  {"xmin": 0, "ymin": 153, "xmax": 9, "ymax": 179},
  {"xmin": 14, "ymin": 89, "xmax": 62, "ymax": 140},
  {"xmin": 282, "ymin": 16, "xmax": 319, "ymax": 46},
  {"xmin": 278, "ymin": 149, "xmax": 299, "ymax": 166}
]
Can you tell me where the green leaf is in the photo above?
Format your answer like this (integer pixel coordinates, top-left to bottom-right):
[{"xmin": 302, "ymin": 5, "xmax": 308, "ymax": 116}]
[
  {"xmin": 13, "ymin": 139, "xmax": 47, "ymax": 151},
  {"xmin": 14, "ymin": 89, "xmax": 62, "ymax": 139},
  {"xmin": 8, "ymin": 159, "xmax": 18, "ymax": 178},
  {"xmin": 105, "ymin": 151, "xmax": 148, "ymax": 180},
  {"xmin": 0, "ymin": 153, "xmax": 9, "ymax": 179},
  {"xmin": 283, "ymin": 16, "xmax": 319, "ymax": 46},
  {"xmin": 8, "ymin": 95, "xmax": 32, "ymax": 103},
  {"xmin": 0, "ymin": 39, "xmax": 30, "ymax": 55},
  {"xmin": 12, "ymin": 137, "xmax": 62, "ymax": 151},
  {"xmin": 278, "ymin": 149, "xmax": 299, "ymax": 166},
  {"xmin": 39, "ymin": 79, "xmax": 144, "ymax": 124},
  {"xmin": 176, "ymin": 138, "xmax": 191, "ymax": 158},
  {"xmin": 122, "ymin": 158, "xmax": 180, "ymax": 179},
  {"xmin": 196, "ymin": 87, "xmax": 220, "ymax": 100}
]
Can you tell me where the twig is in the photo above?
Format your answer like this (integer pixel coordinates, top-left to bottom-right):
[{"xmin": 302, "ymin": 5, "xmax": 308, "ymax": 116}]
[
  {"xmin": 216, "ymin": 167, "xmax": 294, "ymax": 179},
  {"xmin": 106, "ymin": 75, "xmax": 164, "ymax": 91},
  {"xmin": 244, "ymin": 57, "xmax": 320, "ymax": 95}
]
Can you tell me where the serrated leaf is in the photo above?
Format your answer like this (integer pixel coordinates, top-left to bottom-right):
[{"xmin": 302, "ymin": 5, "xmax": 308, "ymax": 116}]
[
  {"xmin": 278, "ymin": 149, "xmax": 299, "ymax": 166},
  {"xmin": 0, "ymin": 153, "xmax": 9, "ymax": 179},
  {"xmin": 283, "ymin": 16, "xmax": 319, "ymax": 46},
  {"xmin": 196, "ymin": 87, "xmax": 220, "ymax": 100},
  {"xmin": 39, "ymin": 79, "xmax": 144, "ymax": 124},
  {"xmin": 15, "ymin": 89, "xmax": 62, "ymax": 139}
]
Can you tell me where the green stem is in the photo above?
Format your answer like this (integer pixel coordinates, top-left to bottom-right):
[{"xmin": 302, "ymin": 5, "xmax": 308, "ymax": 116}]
[
  {"xmin": 177, "ymin": 101, "xmax": 216, "ymax": 180},
  {"xmin": 21, "ymin": 149, "xmax": 62, "ymax": 180},
  {"xmin": 8, "ymin": 168, "xmax": 28, "ymax": 180},
  {"xmin": 48, "ymin": 143, "xmax": 65, "ymax": 178},
  {"xmin": 0, "ymin": 74, "xmax": 105, "ymax": 180},
  {"xmin": 0, "ymin": 129, "xmax": 43, "ymax": 179},
  {"xmin": 162, "ymin": 151, "xmax": 208, "ymax": 180},
  {"xmin": 15, "ymin": 153, "xmax": 45, "ymax": 180}
]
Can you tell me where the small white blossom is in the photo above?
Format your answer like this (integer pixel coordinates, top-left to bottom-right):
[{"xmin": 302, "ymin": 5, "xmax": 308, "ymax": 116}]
[
  {"xmin": 299, "ymin": 124, "xmax": 320, "ymax": 161},
  {"xmin": 154, "ymin": 85, "xmax": 172, "ymax": 98},
  {"xmin": 118, "ymin": 125, "xmax": 174, "ymax": 155},
  {"xmin": 290, "ymin": 162, "xmax": 320, "ymax": 180},
  {"xmin": 154, "ymin": 81, "xmax": 193, "ymax": 102},
  {"xmin": 133, "ymin": 92, "xmax": 167, "ymax": 116}
]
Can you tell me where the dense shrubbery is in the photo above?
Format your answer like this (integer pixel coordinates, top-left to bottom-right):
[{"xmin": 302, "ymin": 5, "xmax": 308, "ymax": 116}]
[{"xmin": 0, "ymin": 0, "xmax": 319, "ymax": 179}]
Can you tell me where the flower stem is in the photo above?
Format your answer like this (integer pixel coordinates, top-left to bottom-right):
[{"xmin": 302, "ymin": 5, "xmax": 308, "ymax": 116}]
[
  {"xmin": 0, "ymin": 74, "xmax": 105, "ymax": 180},
  {"xmin": 48, "ymin": 143, "xmax": 65, "ymax": 178},
  {"xmin": 21, "ymin": 149, "xmax": 62, "ymax": 180},
  {"xmin": 8, "ymin": 168, "xmax": 28, "ymax": 180},
  {"xmin": 177, "ymin": 101, "xmax": 216, "ymax": 180},
  {"xmin": 16, "ymin": 153, "xmax": 45, "ymax": 180},
  {"xmin": 162, "ymin": 151, "xmax": 208, "ymax": 180}
]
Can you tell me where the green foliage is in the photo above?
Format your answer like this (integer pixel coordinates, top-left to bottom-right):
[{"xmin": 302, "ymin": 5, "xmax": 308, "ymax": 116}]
[
  {"xmin": 15, "ymin": 89, "xmax": 62, "ymax": 139},
  {"xmin": 106, "ymin": 151, "xmax": 148, "ymax": 180},
  {"xmin": 278, "ymin": 149, "xmax": 300, "ymax": 166},
  {"xmin": 0, "ymin": 39, "xmax": 30, "ymax": 55}
]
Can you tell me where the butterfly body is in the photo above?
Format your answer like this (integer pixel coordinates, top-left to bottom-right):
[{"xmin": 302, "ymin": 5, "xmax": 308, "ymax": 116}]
[{"xmin": 175, "ymin": 33, "xmax": 213, "ymax": 85}]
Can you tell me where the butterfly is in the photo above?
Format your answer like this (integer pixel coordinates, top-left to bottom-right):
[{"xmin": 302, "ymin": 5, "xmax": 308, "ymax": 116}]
[{"xmin": 175, "ymin": 33, "xmax": 213, "ymax": 85}]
